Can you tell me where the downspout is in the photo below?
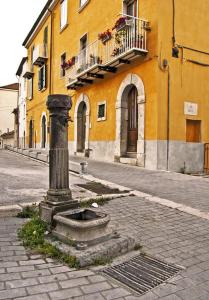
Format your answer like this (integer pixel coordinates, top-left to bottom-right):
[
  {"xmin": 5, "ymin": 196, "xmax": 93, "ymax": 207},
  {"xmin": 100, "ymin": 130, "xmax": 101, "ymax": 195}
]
[
  {"xmin": 48, "ymin": 8, "xmax": 53, "ymax": 94},
  {"xmin": 166, "ymin": 67, "xmax": 170, "ymax": 170},
  {"xmin": 16, "ymin": 75, "xmax": 20, "ymax": 148},
  {"xmin": 172, "ymin": 0, "xmax": 176, "ymax": 47}
]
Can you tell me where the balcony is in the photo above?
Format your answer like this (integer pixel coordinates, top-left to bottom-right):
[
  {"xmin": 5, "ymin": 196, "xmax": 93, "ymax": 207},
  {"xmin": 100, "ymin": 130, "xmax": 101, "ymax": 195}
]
[
  {"xmin": 33, "ymin": 44, "xmax": 48, "ymax": 66},
  {"xmin": 22, "ymin": 63, "xmax": 34, "ymax": 79},
  {"xmin": 66, "ymin": 15, "xmax": 149, "ymax": 90}
]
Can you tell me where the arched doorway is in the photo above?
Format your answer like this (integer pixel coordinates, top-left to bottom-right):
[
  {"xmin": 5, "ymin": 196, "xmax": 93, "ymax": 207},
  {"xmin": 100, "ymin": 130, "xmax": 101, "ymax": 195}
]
[
  {"xmin": 77, "ymin": 101, "xmax": 87, "ymax": 152},
  {"xmin": 41, "ymin": 115, "xmax": 47, "ymax": 148},
  {"xmin": 115, "ymin": 74, "xmax": 145, "ymax": 166},
  {"xmin": 29, "ymin": 120, "xmax": 33, "ymax": 148}
]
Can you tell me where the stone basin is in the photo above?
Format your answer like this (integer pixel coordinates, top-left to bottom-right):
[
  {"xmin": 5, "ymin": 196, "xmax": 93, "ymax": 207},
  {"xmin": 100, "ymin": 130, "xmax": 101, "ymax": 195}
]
[{"xmin": 52, "ymin": 208, "xmax": 112, "ymax": 247}]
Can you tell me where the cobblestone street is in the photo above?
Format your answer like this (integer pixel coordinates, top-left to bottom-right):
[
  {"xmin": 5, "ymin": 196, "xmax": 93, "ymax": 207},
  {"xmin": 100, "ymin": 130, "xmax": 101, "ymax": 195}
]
[{"xmin": 1, "ymin": 151, "xmax": 209, "ymax": 299}]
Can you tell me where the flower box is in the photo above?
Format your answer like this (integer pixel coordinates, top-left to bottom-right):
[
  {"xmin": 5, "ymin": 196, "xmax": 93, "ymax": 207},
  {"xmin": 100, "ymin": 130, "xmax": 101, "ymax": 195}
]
[{"xmin": 98, "ymin": 29, "xmax": 112, "ymax": 45}]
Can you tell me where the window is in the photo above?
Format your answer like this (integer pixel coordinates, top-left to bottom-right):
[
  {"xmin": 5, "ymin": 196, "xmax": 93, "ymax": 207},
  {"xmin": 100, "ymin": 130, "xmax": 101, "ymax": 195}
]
[
  {"xmin": 28, "ymin": 78, "xmax": 33, "ymax": 100},
  {"xmin": 60, "ymin": 0, "xmax": 68, "ymax": 30},
  {"xmin": 97, "ymin": 101, "xmax": 106, "ymax": 121},
  {"xmin": 80, "ymin": 34, "xmax": 88, "ymax": 67},
  {"xmin": 43, "ymin": 26, "xmax": 48, "ymax": 45},
  {"xmin": 80, "ymin": 0, "xmax": 88, "ymax": 8},
  {"xmin": 60, "ymin": 53, "xmax": 66, "ymax": 77},
  {"xmin": 124, "ymin": 0, "xmax": 137, "ymax": 17},
  {"xmin": 186, "ymin": 120, "xmax": 201, "ymax": 143},
  {"xmin": 38, "ymin": 65, "xmax": 47, "ymax": 91}
]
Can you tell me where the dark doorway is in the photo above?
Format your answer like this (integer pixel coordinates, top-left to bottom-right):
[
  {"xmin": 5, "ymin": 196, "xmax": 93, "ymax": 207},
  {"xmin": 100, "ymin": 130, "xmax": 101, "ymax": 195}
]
[
  {"xmin": 29, "ymin": 120, "xmax": 34, "ymax": 148},
  {"xmin": 41, "ymin": 115, "xmax": 47, "ymax": 148},
  {"xmin": 127, "ymin": 86, "xmax": 138, "ymax": 153},
  {"xmin": 77, "ymin": 102, "xmax": 87, "ymax": 152}
]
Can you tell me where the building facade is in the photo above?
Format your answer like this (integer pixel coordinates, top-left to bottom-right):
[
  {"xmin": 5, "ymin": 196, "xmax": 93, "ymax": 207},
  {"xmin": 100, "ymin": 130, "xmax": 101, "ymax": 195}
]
[
  {"xmin": 0, "ymin": 83, "xmax": 18, "ymax": 148},
  {"xmin": 22, "ymin": 0, "xmax": 209, "ymax": 173}
]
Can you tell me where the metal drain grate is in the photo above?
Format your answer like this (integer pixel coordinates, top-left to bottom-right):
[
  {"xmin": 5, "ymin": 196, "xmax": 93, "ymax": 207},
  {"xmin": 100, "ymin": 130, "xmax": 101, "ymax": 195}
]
[
  {"xmin": 103, "ymin": 254, "xmax": 182, "ymax": 295},
  {"xmin": 77, "ymin": 182, "xmax": 129, "ymax": 195}
]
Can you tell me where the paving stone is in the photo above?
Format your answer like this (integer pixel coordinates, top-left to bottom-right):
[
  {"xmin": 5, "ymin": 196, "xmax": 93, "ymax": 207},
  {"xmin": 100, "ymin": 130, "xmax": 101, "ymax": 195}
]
[
  {"xmin": 67, "ymin": 270, "xmax": 94, "ymax": 279},
  {"xmin": 49, "ymin": 287, "xmax": 82, "ymax": 299},
  {"xmin": 81, "ymin": 282, "xmax": 112, "ymax": 294},
  {"xmin": 7, "ymin": 265, "xmax": 34, "ymax": 273},
  {"xmin": 22, "ymin": 269, "xmax": 51, "ymax": 278},
  {"xmin": 102, "ymin": 287, "xmax": 131, "ymax": 299},
  {"xmin": 0, "ymin": 272, "xmax": 21, "ymax": 282},
  {"xmin": 27, "ymin": 282, "xmax": 59, "ymax": 295},
  {"xmin": 19, "ymin": 259, "xmax": 46, "ymax": 266},
  {"xmin": 38, "ymin": 273, "xmax": 68, "ymax": 284},
  {"xmin": 176, "ymin": 286, "xmax": 209, "ymax": 300},
  {"xmin": 88, "ymin": 275, "xmax": 107, "ymax": 283},
  {"xmin": 50, "ymin": 266, "xmax": 71, "ymax": 274},
  {"xmin": 6, "ymin": 278, "xmax": 38, "ymax": 289},
  {"xmin": 0, "ymin": 287, "xmax": 27, "ymax": 299},
  {"xmin": 16, "ymin": 294, "xmax": 50, "ymax": 300},
  {"xmin": 161, "ymin": 295, "xmax": 182, "ymax": 300},
  {"xmin": 73, "ymin": 294, "xmax": 106, "ymax": 300},
  {"xmin": 60, "ymin": 277, "xmax": 89, "ymax": 289}
]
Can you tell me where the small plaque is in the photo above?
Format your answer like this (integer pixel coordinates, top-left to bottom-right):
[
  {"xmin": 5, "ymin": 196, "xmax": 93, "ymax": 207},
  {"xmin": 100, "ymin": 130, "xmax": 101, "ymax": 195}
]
[{"xmin": 184, "ymin": 102, "xmax": 198, "ymax": 116}]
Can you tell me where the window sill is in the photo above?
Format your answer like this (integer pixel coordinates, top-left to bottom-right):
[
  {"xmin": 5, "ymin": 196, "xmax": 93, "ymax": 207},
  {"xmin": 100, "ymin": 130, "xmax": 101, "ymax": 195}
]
[
  {"xmin": 60, "ymin": 23, "xmax": 68, "ymax": 33},
  {"xmin": 78, "ymin": 0, "xmax": 90, "ymax": 13}
]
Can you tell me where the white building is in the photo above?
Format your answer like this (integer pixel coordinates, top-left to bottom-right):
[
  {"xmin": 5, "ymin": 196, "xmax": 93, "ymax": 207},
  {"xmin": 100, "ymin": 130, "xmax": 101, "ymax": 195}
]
[
  {"xmin": 0, "ymin": 83, "xmax": 18, "ymax": 148},
  {"xmin": 16, "ymin": 58, "xmax": 28, "ymax": 148}
]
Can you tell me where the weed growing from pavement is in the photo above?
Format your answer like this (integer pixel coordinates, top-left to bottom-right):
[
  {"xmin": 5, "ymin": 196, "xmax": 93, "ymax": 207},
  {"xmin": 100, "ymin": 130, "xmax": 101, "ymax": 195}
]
[
  {"xmin": 134, "ymin": 243, "xmax": 143, "ymax": 251},
  {"xmin": 17, "ymin": 204, "xmax": 39, "ymax": 218},
  {"xmin": 80, "ymin": 197, "xmax": 112, "ymax": 208},
  {"xmin": 18, "ymin": 216, "xmax": 80, "ymax": 269}
]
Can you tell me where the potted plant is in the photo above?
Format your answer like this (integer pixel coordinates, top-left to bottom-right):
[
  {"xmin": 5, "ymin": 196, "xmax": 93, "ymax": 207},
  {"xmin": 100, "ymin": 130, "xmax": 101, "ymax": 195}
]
[
  {"xmin": 61, "ymin": 56, "xmax": 76, "ymax": 70},
  {"xmin": 111, "ymin": 47, "xmax": 120, "ymax": 57},
  {"xmin": 98, "ymin": 29, "xmax": 112, "ymax": 45}
]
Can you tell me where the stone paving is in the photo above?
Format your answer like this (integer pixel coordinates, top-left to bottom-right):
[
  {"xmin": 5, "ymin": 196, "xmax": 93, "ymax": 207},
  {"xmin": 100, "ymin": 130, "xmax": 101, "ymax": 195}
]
[
  {"xmin": 1, "ymin": 195, "xmax": 209, "ymax": 299},
  {"xmin": 69, "ymin": 155, "xmax": 209, "ymax": 213}
]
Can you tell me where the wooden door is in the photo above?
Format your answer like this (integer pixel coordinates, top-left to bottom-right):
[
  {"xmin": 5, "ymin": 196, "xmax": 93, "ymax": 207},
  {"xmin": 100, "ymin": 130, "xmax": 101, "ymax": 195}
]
[
  {"xmin": 186, "ymin": 120, "xmax": 201, "ymax": 143},
  {"xmin": 127, "ymin": 86, "xmax": 138, "ymax": 152},
  {"xmin": 81, "ymin": 104, "xmax": 86, "ymax": 151},
  {"xmin": 29, "ymin": 120, "xmax": 33, "ymax": 148}
]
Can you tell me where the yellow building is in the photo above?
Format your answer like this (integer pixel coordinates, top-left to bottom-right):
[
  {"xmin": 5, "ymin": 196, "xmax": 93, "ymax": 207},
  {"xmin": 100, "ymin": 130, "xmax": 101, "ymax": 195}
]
[{"xmin": 22, "ymin": 0, "xmax": 209, "ymax": 173}]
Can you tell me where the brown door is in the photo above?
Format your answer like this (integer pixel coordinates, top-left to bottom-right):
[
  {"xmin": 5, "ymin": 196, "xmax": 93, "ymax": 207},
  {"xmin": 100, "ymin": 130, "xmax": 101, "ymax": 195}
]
[
  {"xmin": 77, "ymin": 102, "xmax": 86, "ymax": 152},
  {"xmin": 127, "ymin": 86, "xmax": 138, "ymax": 152}
]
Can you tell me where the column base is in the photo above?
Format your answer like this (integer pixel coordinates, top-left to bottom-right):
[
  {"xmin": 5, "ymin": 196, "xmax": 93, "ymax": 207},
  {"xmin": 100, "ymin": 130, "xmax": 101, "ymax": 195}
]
[{"xmin": 40, "ymin": 189, "xmax": 79, "ymax": 223}]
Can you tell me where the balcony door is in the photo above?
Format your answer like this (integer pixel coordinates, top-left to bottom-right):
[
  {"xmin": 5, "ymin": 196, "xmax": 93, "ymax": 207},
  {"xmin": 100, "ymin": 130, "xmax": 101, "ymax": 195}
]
[
  {"xmin": 125, "ymin": 0, "xmax": 137, "ymax": 17},
  {"xmin": 127, "ymin": 86, "xmax": 138, "ymax": 153},
  {"xmin": 80, "ymin": 34, "xmax": 87, "ymax": 69}
]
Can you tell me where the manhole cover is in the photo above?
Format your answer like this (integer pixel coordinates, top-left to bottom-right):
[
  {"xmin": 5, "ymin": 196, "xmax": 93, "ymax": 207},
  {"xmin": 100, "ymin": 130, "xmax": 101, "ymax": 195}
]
[
  {"xmin": 77, "ymin": 182, "xmax": 129, "ymax": 195},
  {"xmin": 103, "ymin": 254, "xmax": 183, "ymax": 295}
]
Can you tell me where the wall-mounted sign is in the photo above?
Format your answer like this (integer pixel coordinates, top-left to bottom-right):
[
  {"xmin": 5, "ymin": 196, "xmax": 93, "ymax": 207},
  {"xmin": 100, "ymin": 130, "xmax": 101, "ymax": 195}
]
[{"xmin": 184, "ymin": 102, "xmax": 198, "ymax": 116}]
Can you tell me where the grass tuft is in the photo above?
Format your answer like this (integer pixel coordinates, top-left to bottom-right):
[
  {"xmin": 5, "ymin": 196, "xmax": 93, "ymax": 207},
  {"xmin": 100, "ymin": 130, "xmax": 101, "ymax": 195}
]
[
  {"xmin": 18, "ymin": 216, "xmax": 80, "ymax": 269},
  {"xmin": 17, "ymin": 204, "xmax": 39, "ymax": 219}
]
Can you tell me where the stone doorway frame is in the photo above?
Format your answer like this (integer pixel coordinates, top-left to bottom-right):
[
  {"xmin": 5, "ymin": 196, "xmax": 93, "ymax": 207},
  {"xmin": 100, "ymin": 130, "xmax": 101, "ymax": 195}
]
[
  {"xmin": 74, "ymin": 94, "xmax": 90, "ymax": 154},
  {"xmin": 115, "ymin": 74, "xmax": 146, "ymax": 166}
]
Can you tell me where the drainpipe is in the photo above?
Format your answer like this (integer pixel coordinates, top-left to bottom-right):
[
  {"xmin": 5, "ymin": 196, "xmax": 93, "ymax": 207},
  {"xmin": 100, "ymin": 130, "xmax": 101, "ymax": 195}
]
[
  {"xmin": 16, "ymin": 75, "xmax": 20, "ymax": 148},
  {"xmin": 48, "ymin": 8, "xmax": 53, "ymax": 94},
  {"xmin": 166, "ymin": 67, "xmax": 171, "ymax": 170}
]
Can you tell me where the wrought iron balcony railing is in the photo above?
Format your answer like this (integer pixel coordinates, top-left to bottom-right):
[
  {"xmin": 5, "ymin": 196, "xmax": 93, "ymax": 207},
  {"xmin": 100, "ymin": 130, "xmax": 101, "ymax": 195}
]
[{"xmin": 66, "ymin": 15, "xmax": 149, "ymax": 89}]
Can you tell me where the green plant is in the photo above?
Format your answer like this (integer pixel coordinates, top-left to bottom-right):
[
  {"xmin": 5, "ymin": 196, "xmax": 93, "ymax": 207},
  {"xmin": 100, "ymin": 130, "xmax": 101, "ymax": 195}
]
[
  {"xmin": 80, "ymin": 197, "xmax": 112, "ymax": 208},
  {"xmin": 18, "ymin": 217, "xmax": 80, "ymax": 269},
  {"xmin": 17, "ymin": 204, "xmax": 39, "ymax": 219}
]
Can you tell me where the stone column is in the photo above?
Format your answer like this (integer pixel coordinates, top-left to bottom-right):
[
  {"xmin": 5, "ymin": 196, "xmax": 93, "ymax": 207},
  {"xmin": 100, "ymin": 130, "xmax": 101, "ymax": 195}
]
[{"xmin": 40, "ymin": 94, "xmax": 78, "ymax": 223}]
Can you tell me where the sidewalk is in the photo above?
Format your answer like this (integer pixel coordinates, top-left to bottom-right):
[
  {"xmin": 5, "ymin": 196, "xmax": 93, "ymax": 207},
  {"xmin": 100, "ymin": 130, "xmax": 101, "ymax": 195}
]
[{"xmin": 69, "ymin": 155, "xmax": 209, "ymax": 213}]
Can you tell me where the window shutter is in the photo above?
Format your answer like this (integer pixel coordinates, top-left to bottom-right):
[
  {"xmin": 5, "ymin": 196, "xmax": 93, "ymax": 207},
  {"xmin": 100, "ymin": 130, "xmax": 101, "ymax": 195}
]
[
  {"xmin": 44, "ymin": 27, "xmax": 48, "ymax": 45},
  {"xmin": 38, "ymin": 69, "xmax": 42, "ymax": 91},
  {"xmin": 43, "ymin": 65, "xmax": 47, "ymax": 89},
  {"xmin": 60, "ymin": 0, "xmax": 67, "ymax": 29}
]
